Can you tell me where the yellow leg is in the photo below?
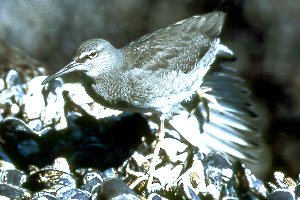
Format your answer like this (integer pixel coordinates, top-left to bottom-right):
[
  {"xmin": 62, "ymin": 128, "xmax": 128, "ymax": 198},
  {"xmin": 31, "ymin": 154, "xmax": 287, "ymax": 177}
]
[
  {"xmin": 147, "ymin": 117, "xmax": 165, "ymax": 190},
  {"xmin": 189, "ymin": 87, "xmax": 223, "ymax": 121},
  {"xmin": 196, "ymin": 88, "xmax": 223, "ymax": 112}
]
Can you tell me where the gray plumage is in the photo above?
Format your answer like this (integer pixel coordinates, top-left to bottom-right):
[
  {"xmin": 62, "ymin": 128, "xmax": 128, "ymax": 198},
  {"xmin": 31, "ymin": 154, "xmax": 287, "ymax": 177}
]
[{"xmin": 42, "ymin": 11, "xmax": 225, "ymax": 118}]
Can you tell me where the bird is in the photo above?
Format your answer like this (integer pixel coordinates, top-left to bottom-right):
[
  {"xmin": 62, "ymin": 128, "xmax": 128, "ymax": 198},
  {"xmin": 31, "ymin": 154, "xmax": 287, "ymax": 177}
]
[{"xmin": 42, "ymin": 11, "xmax": 227, "ymax": 189}]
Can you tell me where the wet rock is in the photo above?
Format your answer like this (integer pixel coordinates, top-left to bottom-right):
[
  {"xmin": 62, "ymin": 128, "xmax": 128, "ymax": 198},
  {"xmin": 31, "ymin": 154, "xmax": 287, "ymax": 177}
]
[
  {"xmin": 31, "ymin": 191, "xmax": 57, "ymax": 200},
  {"xmin": 26, "ymin": 158, "xmax": 76, "ymax": 191},
  {"xmin": 28, "ymin": 119, "xmax": 43, "ymax": 131},
  {"xmin": 0, "ymin": 168, "xmax": 27, "ymax": 186},
  {"xmin": 56, "ymin": 186, "xmax": 91, "ymax": 200},
  {"xmin": 0, "ymin": 70, "xmax": 25, "ymax": 118},
  {"xmin": 5, "ymin": 70, "xmax": 23, "ymax": 88},
  {"xmin": 80, "ymin": 169, "xmax": 103, "ymax": 195},
  {"xmin": 0, "ymin": 184, "xmax": 31, "ymax": 199},
  {"xmin": 202, "ymin": 152, "xmax": 233, "ymax": 198},
  {"xmin": 178, "ymin": 153, "xmax": 206, "ymax": 199},
  {"xmin": 22, "ymin": 76, "xmax": 46, "ymax": 120},
  {"xmin": 295, "ymin": 184, "xmax": 300, "ymax": 199},
  {"xmin": 0, "ymin": 78, "xmax": 4, "ymax": 91},
  {"xmin": 101, "ymin": 168, "xmax": 118, "ymax": 180},
  {"xmin": 97, "ymin": 179, "xmax": 141, "ymax": 200},
  {"xmin": 267, "ymin": 189, "xmax": 294, "ymax": 200}
]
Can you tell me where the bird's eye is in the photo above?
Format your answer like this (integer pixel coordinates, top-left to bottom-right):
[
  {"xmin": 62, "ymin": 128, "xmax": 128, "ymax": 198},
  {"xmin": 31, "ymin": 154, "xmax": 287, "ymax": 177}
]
[{"xmin": 89, "ymin": 52, "xmax": 97, "ymax": 58}]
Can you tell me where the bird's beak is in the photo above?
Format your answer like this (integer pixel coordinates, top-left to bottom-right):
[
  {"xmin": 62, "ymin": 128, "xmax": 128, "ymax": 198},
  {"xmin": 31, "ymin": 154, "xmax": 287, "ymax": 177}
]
[{"xmin": 41, "ymin": 61, "xmax": 82, "ymax": 84}]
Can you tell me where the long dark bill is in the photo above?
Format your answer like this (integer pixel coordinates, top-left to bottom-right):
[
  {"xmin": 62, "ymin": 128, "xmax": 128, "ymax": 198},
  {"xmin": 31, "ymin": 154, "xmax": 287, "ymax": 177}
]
[{"xmin": 41, "ymin": 62, "xmax": 81, "ymax": 85}]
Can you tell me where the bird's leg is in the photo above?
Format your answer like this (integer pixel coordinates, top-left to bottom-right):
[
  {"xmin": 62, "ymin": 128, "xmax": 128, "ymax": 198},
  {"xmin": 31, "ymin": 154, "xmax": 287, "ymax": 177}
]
[
  {"xmin": 188, "ymin": 88, "xmax": 212, "ymax": 120},
  {"xmin": 189, "ymin": 87, "xmax": 223, "ymax": 122},
  {"xmin": 147, "ymin": 116, "xmax": 165, "ymax": 190}
]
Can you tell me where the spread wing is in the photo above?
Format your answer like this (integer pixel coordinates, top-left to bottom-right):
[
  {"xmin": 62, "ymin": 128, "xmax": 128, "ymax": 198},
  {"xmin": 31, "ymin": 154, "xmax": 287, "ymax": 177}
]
[
  {"xmin": 168, "ymin": 63, "xmax": 268, "ymax": 165},
  {"xmin": 148, "ymin": 60, "xmax": 269, "ymax": 170},
  {"xmin": 121, "ymin": 11, "xmax": 225, "ymax": 74}
]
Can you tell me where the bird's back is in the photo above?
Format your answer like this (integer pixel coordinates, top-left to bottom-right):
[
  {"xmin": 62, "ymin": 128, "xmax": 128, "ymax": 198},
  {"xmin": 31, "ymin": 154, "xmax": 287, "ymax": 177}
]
[
  {"xmin": 121, "ymin": 11, "xmax": 225, "ymax": 73},
  {"xmin": 118, "ymin": 12, "xmax": 225, "ymax": 114}
]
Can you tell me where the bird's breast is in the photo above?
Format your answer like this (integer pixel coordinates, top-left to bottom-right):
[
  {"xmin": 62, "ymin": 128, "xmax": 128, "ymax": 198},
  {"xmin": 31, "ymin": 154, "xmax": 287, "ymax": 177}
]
[{"xmin": 82, "ymin": 77, "xmax": 157, "ymax": 113}]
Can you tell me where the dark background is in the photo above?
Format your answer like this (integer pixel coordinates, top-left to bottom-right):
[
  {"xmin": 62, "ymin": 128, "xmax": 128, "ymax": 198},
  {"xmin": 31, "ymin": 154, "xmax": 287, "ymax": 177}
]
[{"xmin": 0, "ymin": 0, "xmax": 299, "ymax": 178}]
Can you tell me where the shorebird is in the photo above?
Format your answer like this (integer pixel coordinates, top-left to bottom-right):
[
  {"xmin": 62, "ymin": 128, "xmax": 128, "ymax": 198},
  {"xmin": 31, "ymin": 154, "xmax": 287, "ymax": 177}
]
[{"xmin": 42, "ymin": 11, "xmax": 227, "ymax": 189}]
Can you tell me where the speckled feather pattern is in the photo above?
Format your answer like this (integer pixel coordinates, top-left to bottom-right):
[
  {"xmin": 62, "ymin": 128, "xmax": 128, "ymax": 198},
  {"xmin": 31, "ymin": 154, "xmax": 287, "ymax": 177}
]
[
  {"xmin": 81, "ymin": 12, "xmax": 225, "ymax": 115},
  {"xmin": 44, "ymin": 12, "xmax": 226, "ymax": 116}
]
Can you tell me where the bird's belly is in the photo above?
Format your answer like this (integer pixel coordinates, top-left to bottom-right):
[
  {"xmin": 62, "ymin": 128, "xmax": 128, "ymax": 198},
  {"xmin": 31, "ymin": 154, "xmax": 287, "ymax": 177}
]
[
  {"xmin": 84, "ymin": 82, "xmax": 157, "ymax": 113},
  {"xmin": 84, "ymin": 74, "xmax": 200, "ymax": 114}
]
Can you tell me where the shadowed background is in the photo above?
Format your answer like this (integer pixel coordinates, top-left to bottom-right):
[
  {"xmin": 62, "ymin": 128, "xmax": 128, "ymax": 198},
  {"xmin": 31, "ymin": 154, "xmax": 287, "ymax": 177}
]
[{"xmin": 0, "ymin": 0, "xmax": 299, "ymax": 178}]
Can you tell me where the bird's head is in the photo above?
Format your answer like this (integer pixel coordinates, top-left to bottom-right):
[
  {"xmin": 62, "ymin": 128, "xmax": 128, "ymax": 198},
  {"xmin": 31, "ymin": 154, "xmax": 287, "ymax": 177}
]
[{"xmin": 42, "ymin": 38, "xmax": 123, "ymax": 85}]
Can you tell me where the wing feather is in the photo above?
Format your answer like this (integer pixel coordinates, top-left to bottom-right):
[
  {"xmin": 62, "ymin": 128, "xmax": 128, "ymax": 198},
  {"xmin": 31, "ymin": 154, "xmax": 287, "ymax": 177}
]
[{"xmin": 121, "ymin": 12, "xmax": 225, "ymax": 74}]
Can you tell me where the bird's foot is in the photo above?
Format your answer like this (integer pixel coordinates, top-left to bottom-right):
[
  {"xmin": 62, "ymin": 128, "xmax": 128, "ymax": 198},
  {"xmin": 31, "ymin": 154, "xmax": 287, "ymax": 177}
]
[
  {"xmin": 188, "ymin": 87, "xmax": 224, "ymax": 122},
  {"xmin": 196, "ymin": 87, "xmax": 223, "ymax": 112}
]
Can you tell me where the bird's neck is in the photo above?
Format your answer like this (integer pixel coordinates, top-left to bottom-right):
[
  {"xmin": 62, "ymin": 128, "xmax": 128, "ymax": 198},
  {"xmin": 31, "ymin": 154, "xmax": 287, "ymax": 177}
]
[{"xmin": 82, "ymin": 66, "xmax": 129, "ymax": 107}]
